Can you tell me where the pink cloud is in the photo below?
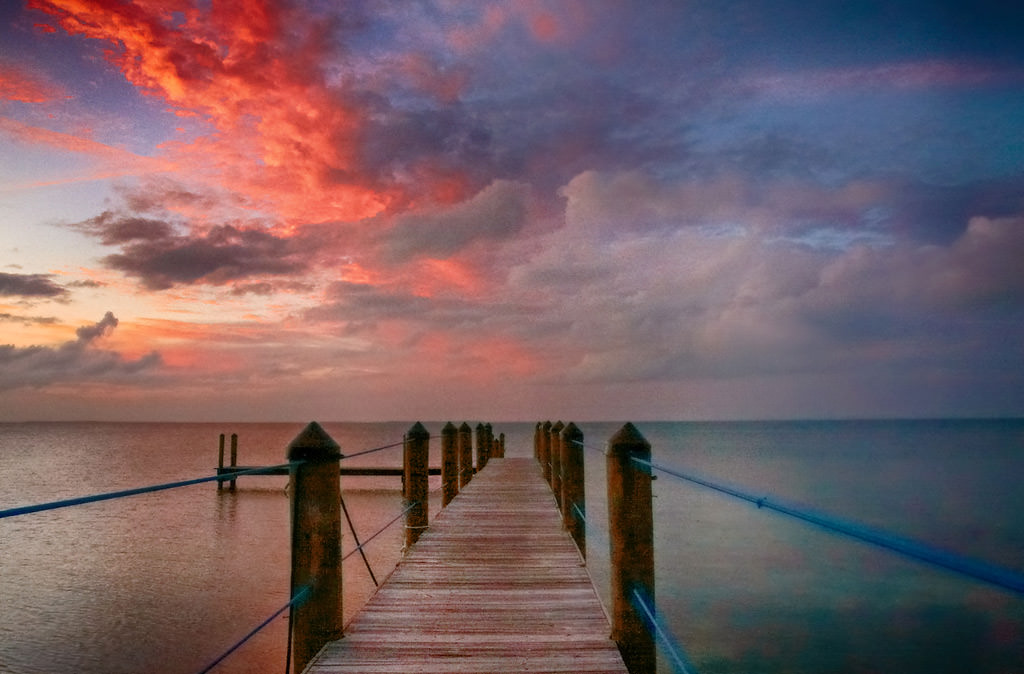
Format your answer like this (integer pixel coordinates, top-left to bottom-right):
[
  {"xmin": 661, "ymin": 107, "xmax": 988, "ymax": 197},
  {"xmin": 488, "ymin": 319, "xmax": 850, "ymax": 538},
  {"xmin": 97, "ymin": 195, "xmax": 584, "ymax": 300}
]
[
  {"xmin": 0, "ymin": 60, "xmax": 65, "ymax": 102},
  {"xmin": 0, "ymin": 116, "xmax": 176, "ymax": 187},
  {"xmin": 446, "ymin": 0, "xmax": 591, "ymax": 53},
  {"xmin": 738, "ymin": 60, "xmax": 1024, "ymax": 101},
  {"xmin": 29, "ymin": 0, "xmax": 392, "ymax": 224}
]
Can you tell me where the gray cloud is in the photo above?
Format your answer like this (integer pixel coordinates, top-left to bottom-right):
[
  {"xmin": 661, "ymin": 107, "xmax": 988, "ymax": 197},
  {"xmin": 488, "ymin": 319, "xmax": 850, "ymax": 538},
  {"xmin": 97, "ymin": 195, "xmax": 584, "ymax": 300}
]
[
  {"xmin": 502, "ymin": 170, "xmax": 1024, "ymax": 399},
  {"xmin": 0, "ymin": 313, "xmax": 59, "ymax": 326},
  {"xmin": 73, "ymin": 210, "xmax": 177, "ymax": 244},
  {"xmin": 0, "ymin": 312, "xmax": 162, "ymax": 392},
  {"xmin": 72, "ymin": 212, "xmax": 308, "ymax": 290},
  {"xmin": 0, "ymin": 272, "xmax": 69, "ymax": 299},
  {"xmin": 308, "ymin": 281, "xmax": 484, "ymax": 333},
  {"xmin": 382, "ymin": 180, "xmax": 531, "ymax": 262}
]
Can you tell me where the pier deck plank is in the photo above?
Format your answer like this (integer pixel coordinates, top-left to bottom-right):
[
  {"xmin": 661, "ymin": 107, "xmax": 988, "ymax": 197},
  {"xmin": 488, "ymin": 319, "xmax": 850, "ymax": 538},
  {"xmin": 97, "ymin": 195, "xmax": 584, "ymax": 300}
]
[{"xmin": 303, "ymin": 457, "xmax": 628, "ymax": 674}]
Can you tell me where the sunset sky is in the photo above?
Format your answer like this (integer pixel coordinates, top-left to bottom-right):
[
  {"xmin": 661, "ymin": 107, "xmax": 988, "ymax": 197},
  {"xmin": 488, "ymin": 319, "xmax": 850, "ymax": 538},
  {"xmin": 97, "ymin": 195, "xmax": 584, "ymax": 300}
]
[{"xmin": 1, "ymin": 0, "xmax": 1023, "ymax": 422}]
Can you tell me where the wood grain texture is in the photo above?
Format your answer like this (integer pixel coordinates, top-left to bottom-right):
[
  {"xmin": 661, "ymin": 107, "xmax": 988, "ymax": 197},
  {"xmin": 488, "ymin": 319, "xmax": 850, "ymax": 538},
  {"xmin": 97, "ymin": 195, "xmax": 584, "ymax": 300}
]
[{"xmin": 303, "ymin": 457, "xmax": 628, "ymax": 674}]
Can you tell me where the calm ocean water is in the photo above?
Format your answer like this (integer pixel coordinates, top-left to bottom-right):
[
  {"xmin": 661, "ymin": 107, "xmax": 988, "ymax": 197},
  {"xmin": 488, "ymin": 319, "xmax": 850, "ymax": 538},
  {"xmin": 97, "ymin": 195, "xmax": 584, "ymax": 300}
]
[{"xmin": 1, "ymin": 419, "xmax": 1022, "ymax": 673}]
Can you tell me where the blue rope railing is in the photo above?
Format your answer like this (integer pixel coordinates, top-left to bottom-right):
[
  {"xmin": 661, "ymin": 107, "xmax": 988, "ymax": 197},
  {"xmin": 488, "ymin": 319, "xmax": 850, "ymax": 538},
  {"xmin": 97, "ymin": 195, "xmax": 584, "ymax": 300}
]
[
  {"xmin": 340, "ymin": 439, "xmax": 407, "ymax": 460},
  {"xmin": 569, "ymin": 490, "xmax": 691, "ymax": 672},
  {"xmin": 342, "ymin": 501, "xmax": 418, "ymax": 564},
  {"xmin": 0, "ymin": 431, "xmax": 430, "ymax": 521},
  {"xmin": 339, "ymin": 434, "xmax": 443, "ymax": 461},
  {"xmin": 196, "ymin": 584, "xmax": 312, "ymax": 674},
  {"xmin": 630, "ymin": 588, "xmax": 698, "ymax": 674},
  {"xmin": 0, "ymin": 463, "xmax": 297, "ymax": 519},
  {"xmin": 631, "ymin": 455, "xmax": 1024, "ymax": 597},
  {"xmin": 1, "ymin": 430, "xmax": 431, "ymax": 674},
  {"xmin": 562, "ymin": 425, "xmax": 1024, "ymax": 672}
]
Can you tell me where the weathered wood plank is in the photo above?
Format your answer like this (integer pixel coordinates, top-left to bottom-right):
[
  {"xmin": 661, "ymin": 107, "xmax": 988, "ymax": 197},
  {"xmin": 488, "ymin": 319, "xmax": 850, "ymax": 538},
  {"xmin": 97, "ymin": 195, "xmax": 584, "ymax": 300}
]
[{"xmin": 302, "ymin": 457, "xmax": 628, "ymax": 674}]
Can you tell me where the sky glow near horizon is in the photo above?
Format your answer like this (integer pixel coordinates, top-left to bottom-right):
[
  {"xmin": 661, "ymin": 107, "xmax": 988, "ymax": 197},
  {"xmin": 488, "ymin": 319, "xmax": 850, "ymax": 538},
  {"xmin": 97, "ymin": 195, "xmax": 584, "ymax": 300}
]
[{"xmin": 1, "ymin": 0, "xmax": 1023, "ymax": 422}]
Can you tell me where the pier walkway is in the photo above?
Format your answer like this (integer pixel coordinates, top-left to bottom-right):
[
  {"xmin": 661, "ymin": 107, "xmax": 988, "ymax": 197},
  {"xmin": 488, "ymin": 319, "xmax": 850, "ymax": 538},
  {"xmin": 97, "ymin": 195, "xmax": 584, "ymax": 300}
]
[{"xmin": 304, "ymin": 456, "xmax": 628, "ymax": 673}]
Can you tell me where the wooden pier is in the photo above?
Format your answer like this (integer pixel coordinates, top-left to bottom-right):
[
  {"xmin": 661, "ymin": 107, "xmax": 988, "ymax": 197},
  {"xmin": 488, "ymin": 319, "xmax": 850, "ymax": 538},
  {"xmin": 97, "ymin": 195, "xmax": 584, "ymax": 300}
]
[{"xmin": 303, "ymin": 456, "xmax": 629, "ymax": 673}]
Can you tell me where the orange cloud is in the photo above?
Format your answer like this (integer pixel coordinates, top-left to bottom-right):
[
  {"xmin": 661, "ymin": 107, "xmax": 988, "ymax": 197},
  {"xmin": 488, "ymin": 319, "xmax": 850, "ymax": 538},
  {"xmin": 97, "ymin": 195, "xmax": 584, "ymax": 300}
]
[
  {"xmin": 29, "ymin": 0, "xmax": 392, "ymax": 225},
  {"xmin": 105, "ymin": 315, "xmax": 282, "ymax": 370},
  {"xmin": 412, "ymin": 258, "xmax": 487, "ymax": 298}
]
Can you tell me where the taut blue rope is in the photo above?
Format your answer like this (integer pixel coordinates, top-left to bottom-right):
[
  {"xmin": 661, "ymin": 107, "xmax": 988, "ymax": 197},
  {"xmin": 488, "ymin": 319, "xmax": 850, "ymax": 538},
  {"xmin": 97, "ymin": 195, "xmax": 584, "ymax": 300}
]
[
  {"xmin": 195, "ymin": 584, "xmax": 311, "ymax": 674},
  {"xmin": 340, "ymin": 439, "xmax": 406, "ymax": 460},
  {"xmin": 0, "ymin": 463, "xmax": 298, "ymax": 519},
  {"xmin": 342, "ymin": 502, "xmax": 418, "ymax": 563},
  {"xmin": 340, "ymin": 435, "xmax": 443, "ymax": 461},
  {"xmin": 631, "ymin": 588, "xmax": 699, "ymax": 674},
  {"xmin": 633, "ymin": 456, "xmax": 1024, "ymax": 596}
]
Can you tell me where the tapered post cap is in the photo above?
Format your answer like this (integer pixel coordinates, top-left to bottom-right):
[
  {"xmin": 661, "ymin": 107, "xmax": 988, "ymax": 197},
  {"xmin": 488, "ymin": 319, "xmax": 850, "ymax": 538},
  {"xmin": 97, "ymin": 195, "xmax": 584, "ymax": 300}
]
[{"xmin": 287, "ymin": 421, "xmax": 342, "ymax": 461}]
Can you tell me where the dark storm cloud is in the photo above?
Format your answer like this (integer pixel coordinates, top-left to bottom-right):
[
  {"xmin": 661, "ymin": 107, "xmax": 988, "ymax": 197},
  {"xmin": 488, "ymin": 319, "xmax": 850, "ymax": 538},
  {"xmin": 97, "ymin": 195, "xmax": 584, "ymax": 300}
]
[
  {"xmin": 0, "ymin": 272, "xmax": 69, "ymax": 299},
  {"xmin": 356, "ymin": 103, "xmax": 495, "ymax": 189},
  {"xmin": 74, "ymin": 210, "xmax": 177, "ymax": 244},
  {"xmin": 71, "ymin": 212, "xmax": 309, "ymax": 290}
]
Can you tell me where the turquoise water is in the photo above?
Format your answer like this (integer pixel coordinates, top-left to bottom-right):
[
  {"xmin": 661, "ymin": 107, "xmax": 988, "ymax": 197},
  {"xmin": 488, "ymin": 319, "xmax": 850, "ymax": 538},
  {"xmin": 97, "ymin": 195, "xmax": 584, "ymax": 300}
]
[{"xmin": 1, "ymin": 419, "xmax": 1022, "ymax": 673}]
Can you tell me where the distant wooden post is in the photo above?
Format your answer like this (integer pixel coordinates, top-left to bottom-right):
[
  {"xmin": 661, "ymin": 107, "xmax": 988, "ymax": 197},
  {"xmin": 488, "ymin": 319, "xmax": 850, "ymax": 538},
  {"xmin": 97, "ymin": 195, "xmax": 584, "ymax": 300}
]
[
  {"xmin": 498, "ymin": 432, "xmax": 505, "ymax": 458},
  {"xmin": 458, "ymin": 422, "xmax": 474, "ymax": 487},
  {"xmin": 287, "ymin": 422, "xmax": 343, "ymax": 674},
  {"xmin": 217, "ymin": 433, "xmax": 225, "ymax": 491},
  {"xmin": 607, "ymin": 423, "xmax": 655, "ymax": 674},
  {"xmin": 561, "ymin": 422, "xmax": 586, "ymax": 559},
  {"xmin": 441, "ymin": 422, "xmax": 458, "ymax": 507},
  {"xmin": 404, "ymin": 422, "xmax": 430, "ymax": 549},
  {"xmin": 229, "ymin": 432, "xmax": 239, "ymax": 491},
  {"xmin": 540, "ymin": 421, "xmax": 552, "ymax": 483},
  {"xmin": 534, "ymin": 422, "xmax": 541, "ymax": 461},
  {"xmin": 484, "ymin": 424, "xmax": 494, "ymax": 462},
  {"xmin": 550, "ymin": 421, "xmax": 565, "ymax": 507},
  {"xmin": 475, "ymin": 423, "xmax": 488, "ymax": 471}
]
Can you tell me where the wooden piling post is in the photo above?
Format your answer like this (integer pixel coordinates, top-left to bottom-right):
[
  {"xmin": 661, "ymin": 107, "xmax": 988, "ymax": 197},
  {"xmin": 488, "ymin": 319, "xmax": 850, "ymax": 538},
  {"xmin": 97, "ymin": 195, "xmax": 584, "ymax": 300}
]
[
  {"xmin": 229, "ymin": 432, "xmax": 238, "ymax": 491},
  {"xmin": 441, "ymin": 422, "xmax": 458, "ymax": 507},
  {"xmin": 404, "ymin": 422, "xmax": 430, "ymax": 549},
  {"xmin": 458, "ymin": 422, "xmax": 474, "ymax": 486},
  {"xmin": 498, "ymin": 432, "xmax": 505, "ymax": 458},
  {"xmin": 550, "ymin": 421, "xmax": 564, "ymax": 507},
  {"xmin": 561, "ymin": 422, "xmax": 586, "ymax": 559},
  {"xmin": 540, "ymin": 420, "xmax": 552, "ymax": 483},
  {"xmin": 534, "ymin": 422, "xmax": 541, "ymax": 461},
  {"xmin": 217, "ymin": 433, "xmax": 225, "ymax": 491},
  {"xmin": 475, "ymin": 423, "xmax": 488, "ymax": 472},
  {"xmin": 607, "ymin": 422, "xmax": 655, "ymax": 674},
  {"xmin": 287, "ymin": 422, "xmax": 343, "ymax": 674}
]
